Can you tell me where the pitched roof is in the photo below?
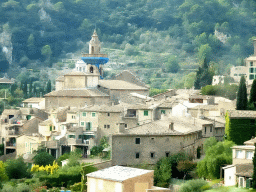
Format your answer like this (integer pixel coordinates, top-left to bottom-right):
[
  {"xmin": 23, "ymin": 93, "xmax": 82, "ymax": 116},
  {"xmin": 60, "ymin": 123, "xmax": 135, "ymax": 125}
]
[
  {"xmin": 227, "ymin": 110, "xmax": 256, "ymax": 119},
  {"xmin": 39, "ymin": 119, "xmax": 53, "ymax": 126},
  {"xmin": 23, "ymin": 97, "xmax": 45, "ymax": 103},
  {"xmin": 116, "ymin": 117, "xmax": 204, "ymax": 136},
  {"xmin": 86, "ymin": 166, "xmax": 153, "ymax": 182},
  {"xmin": 235, "ymin": 163, "xmax": 253, "ymax": 177},
  {"xmin": 99, "ymin": 80, "xmax": 148, "ymax": 90},
  {"xmin": 64, "ymin": 71, "xmax": 87, "ymax": 76},
  {"xmin": 80, "ymin": 105, "xmax": 124, "ymax": 113},
  {"xmin": 157, "ymin": 99, "xmax": 180, "ymax": 108},
  {"xmin": 112, "ymin": 70, "xmax": 148, "ymax": 88},
  {"xmin": 2, "ymin": 109, "xmax": 21, "ymax": 115},
  {"xmin": 244, "ymin": 137, "xmax": 256, "ymax": 145},
  {"xmin": 56, "ymin": 76, "xmax": 64, "ymax": 81},
  {"xmin": 23, "ymin": 117, "xmax": 43, "ymax": 135},
  {"xmin": 0, "ymin": 77, "xmax": 14, "ymax": 84},
  {"xmin": 44, "ymin": 88, "xmax": 109, "ymax": 97}
]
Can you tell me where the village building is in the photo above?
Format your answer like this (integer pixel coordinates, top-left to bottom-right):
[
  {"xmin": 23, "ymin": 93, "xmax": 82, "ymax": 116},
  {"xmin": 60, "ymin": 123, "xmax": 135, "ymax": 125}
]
[
  {"xmin": 112, "ymin": 115, "xmax": 207, "ymax": 166},
  {"xmin": 86, "ymin": 165, "xmax": 171, "ymax": 192},
  {"xmin": 223, "ymin": 137, "xmax": 255, "ymax": 188},
  {"xmin": 22, "ymin": 97, "xmax": 45, "ymax": 109}
]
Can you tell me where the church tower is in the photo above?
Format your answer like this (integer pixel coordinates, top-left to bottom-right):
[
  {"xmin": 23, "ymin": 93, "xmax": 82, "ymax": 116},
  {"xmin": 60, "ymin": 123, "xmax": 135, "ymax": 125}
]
[
  {"xmin": 89, "ymin": 30, "xmax": 101, "ymax": 55},
  {"xmin": 81, "ymin": 30, "xmax": 109, "ymax": 79}
]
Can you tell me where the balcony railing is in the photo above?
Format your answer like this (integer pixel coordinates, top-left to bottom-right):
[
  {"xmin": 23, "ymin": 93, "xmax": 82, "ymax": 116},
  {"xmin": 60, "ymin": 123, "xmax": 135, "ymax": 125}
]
[
  {"xmin": 42, "ymin": 140, "xmax": 59, "ymax": 148},
  {"xmin": 82, "ymin": 53, "xmax": 108, "ymax": 58},
  {"xmin": 6, "ymin": 142, "xmax": 16, "ymax": 147}
]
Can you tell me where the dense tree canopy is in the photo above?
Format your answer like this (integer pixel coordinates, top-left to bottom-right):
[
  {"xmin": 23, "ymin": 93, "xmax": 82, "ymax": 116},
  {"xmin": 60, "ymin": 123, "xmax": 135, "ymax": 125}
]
[
  {"xmin": 236, "ymin": 75, "xmax": 247, "ymax": 110},
  {"xmin": 197, "ymin": 138, "xmax": 234, "ymax": 179}
]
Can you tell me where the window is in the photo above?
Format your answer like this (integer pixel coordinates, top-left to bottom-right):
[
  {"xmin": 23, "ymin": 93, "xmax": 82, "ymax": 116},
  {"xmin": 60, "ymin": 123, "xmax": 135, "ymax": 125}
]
[
  {"xmin": 250, "ymin": 68, "xmax": 254, "ymax": 73},
  {"xmin": 135, "ymin": 152, "xmax": 140, "ymax": 159},
  {"xmin": 150, "ymin": 152, "xmax": 155, "ymax": 158},
  {"xmin": 107, "ymin": 125, "xmax": 110, "ymax": 128},
  {"xmin": 250, "ymin": 74, "xmax": 254, "ymax": 80},
  {"xmin": 135, "ymin": 138, "xmax": 140, "ymax": 144},
  {"xmin": 151, "ymin": 137, "xmax": 155, "ymax": 141},
  {"xmin": 246, "ymin": 151, "xmax": 253, "ymax": 159},
  {"xmin": 90, "ymin": 66, "xmax": 94, "ymax": 73},
  {"xmin": 144, "ymin": 110, "xmax": 148, "ymax": 116},
  {"xmin": 107, "ymin": 113, "xmax": 110, "ymax": 116},
  {"xmin": 161, "ymin": 110, "xmax": 165, "ymax": 114},
  {"xmin": 78, "ymin": 135, "xmax": 82, "ymax": 139},
  {"xmin": 205, "ymin": 127, "xmax": 206, "ymax": 134},
  {"xmin": 68, "ymin": 135, "xmax": 75, "ymax": 139},
  {"xmin": 82, "ymin": 112, "xmax": 86, "ymax": 117},
  {"xmin": 86, "ymin": 122, "xmax": 92, "ymax": 131},
  {"xmin": 72, "ymin": 115, "xmax": 76, "ymax": 119},
  {"xmin": 92, "ymin": 112, "xmax": 96, "ymax": 117},
  {"xmin": 125, "ymin": 124, "xmax": 127, "ymax": 128},
  {"xmin": 236, "ymin": 150, "xmax": 243, "ymax": 159},
  {"xmin": 210, "ymin": 126, "xmax": 212, "ymax": 132},
  {"xmin": 50, "ymin": 126, "xmax": 52, "ymax": 131},
  {"xmin": 165, "ymin": 152, "xmax": 170, "ymax": 157},
  {"xmin": 251, "ymin": 62, "xmax": 253, "ymax": 66},
  {"xmin": 104, "ymin": 125, "xmax": 106, "ymax": 128},
  {"xmin": 81, "ymin": 122, "xmax": 85, "ymax": 126}
]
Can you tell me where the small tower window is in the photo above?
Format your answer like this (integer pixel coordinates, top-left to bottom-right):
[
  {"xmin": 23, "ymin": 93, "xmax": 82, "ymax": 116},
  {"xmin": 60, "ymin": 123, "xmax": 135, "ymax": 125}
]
[
  {"xmin": 90, "ymin": 66, "xmax": 93, "ymax": 73},
  {"xmin": 92, "ymin": 46, "xmax": 94, "ymax": 54}
]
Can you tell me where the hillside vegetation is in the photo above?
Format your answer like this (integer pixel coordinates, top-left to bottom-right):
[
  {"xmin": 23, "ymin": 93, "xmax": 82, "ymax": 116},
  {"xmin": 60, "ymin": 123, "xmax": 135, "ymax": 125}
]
[{"xmin": 0, "ymin": 0, "xmax": 256, "ymax": 89}]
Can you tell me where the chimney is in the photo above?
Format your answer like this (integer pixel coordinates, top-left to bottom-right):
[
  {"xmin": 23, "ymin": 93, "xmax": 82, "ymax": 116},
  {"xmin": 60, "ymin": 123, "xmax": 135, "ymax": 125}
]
[
  {"xmin": 254, "ymin": 39, "xmax": 256, "ymax": 56},
  {"xmin": 169, "ymin": 122, "xmax": 174, "ymax": 131}
]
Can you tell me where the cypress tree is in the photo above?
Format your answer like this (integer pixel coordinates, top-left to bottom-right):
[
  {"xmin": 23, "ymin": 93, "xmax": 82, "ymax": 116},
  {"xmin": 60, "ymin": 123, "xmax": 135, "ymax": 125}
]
[
  {"xmin": 250, "ymin": 79, "xmax": 256, "ymax": 108},
  {"xmin": 46, "ymin": 80, "xmax": 51, "ymax": 93},
  {"xmin": 253, "ymin": 143, "xmax": 256, "ymax": 189},
  {"xmin": 236, "ymin": 76, "xmax": 247, "ymax": 110}
]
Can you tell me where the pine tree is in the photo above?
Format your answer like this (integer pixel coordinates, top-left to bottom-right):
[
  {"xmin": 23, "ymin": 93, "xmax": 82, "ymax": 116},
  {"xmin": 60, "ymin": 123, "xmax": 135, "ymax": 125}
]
[
  {"xmin": 250, "ymin": 79, "xmax": 256, "ymax": 108},
  {"xmin": 194, "ymin": 58, "xmax": 213, "ymax": 89},
  {"xmin": 252, "ymin": 143, "xmax": 256, "ymax": 189},
  {"xmin": 236, "ymin": 76, "xmax": 247, "ymax": 110}
]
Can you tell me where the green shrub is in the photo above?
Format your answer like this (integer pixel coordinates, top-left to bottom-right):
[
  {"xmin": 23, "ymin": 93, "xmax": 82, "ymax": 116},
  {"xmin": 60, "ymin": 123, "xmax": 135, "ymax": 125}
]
[
  {"xmin": 179, "ymin": 179, "xmax": 209, "ymax": 192},
  {"xmin": 33, "ymin": 152, "xmax": 55, "ymax": 166},
  {"xmin": 5, "ymin": 157, "xmax": 30, "ymax": 179},
  {"xmin": 57, "ymin": 153, "xmax": 70, "ymax": 166}
]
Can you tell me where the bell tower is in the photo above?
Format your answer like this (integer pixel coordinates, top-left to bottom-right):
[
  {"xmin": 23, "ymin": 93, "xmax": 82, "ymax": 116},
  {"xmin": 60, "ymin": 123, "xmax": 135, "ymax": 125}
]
[
  {"xmin": 89, "ymin": 30, "xmax": 101, "ymax": 55},
  {"xmin": 81, "ymin": 30, "xmax": 109, "ymax": 79}
]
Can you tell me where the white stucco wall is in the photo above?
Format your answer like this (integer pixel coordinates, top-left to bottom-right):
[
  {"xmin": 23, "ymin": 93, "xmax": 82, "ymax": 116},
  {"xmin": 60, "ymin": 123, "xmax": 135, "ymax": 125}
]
[{"xmin": 224, "ymin": 165, "xmax": 236, "ymax": 186}]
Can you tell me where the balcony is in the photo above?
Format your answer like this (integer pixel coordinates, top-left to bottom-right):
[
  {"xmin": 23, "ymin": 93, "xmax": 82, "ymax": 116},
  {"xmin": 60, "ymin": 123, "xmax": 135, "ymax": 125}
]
[
  {"xmin": 67, "ymin": 138, "xmax": 95, "ymax": 146},
  {"xmin": 42, "ymin": 140, "xmax": 59, "ymax": 149},
  {"xmin": 6, "ymin": 142, "xmax": 16, "ymax": 147},
  {"xmin": 7, "ymin": 130, "xmax": 20, "ymax": 136}
]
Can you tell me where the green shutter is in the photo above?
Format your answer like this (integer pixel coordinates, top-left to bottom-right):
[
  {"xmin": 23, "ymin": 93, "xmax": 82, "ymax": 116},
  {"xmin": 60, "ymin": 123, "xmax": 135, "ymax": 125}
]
[
  {"xmin": 144, "ymin": 110, "xmax": 148, "ymax": 116},
  {"xmin": 50, "ymin": 125, "xmax": 52, "ymax": 131}
]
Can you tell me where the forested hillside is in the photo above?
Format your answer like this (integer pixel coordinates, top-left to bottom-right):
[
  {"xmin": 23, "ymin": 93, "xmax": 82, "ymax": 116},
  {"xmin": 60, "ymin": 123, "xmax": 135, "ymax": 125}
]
[{"xmin": 1, "ymin": 0, "xmax": 256, "ymax": 89}]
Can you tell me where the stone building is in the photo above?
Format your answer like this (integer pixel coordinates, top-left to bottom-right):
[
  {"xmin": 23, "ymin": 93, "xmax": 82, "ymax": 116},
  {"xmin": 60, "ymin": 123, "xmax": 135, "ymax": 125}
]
[{"xmin": 112, "ymin": 116, "xmax": 204, "ymax": 166}]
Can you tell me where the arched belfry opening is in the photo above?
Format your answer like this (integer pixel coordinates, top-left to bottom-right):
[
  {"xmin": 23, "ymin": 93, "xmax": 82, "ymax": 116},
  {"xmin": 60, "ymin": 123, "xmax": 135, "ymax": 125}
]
[{"xmin": 90, "ymin": 66, "xmax": 94, "ymax": 73}]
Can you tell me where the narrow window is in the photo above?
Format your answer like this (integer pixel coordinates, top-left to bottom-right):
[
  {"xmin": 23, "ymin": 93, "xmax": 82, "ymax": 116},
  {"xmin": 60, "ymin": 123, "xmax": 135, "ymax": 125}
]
[
  {"xmin": 82, "ymin": 112, "xmax": 86, "ymax": 117},
  {"xmin": 144, "ymin": 110, "xmax": 148, "ymax": 116},
  {"xmin": 90, "ymin": 66, "xmax": 94, "ymax": 73},
  {"xmin": 135, "ymin": 152, "xmax": 140, "ymax": 159},
  {"xmin": 150, "ymin": 152, "xmax": 155, "ymax": 158},
  {"xmin": 205, "ymin": 127, "xmax": 206, "ymax": 134},
  {"xmin": 107, "ymin": 113, "xmax": 110, "ymax": 116},
  {"xmin": 250, "ymin": 68, "xmax": 254, "ymax": 73},
  {"xmin": 210, "ymin": 126, "xmax": 212, "ymax": 132},
  {"xmin": 251, "ymin": 62, "xmax": 253, "ymax": 66},
  {"xmin": 107, "ymin": 125, "xmax": 110, "ymax": 128},
  {"xmin": 124, "ymin": 124, "xmax": 127, "ymax": 128},
  {"xmin": 104, "ymin": 125, "xmax": 106, "ymax": 128},
  {"xmin": 165, "ymin": 152, "xmax": 170, "ymax": 157},
  {"xmin": 161, "ymin": 110, "xmax": 165, "ymax": 114},
  {"xmin": 81, "ymin": 122, "xmax": 84, "ymax": 126},
  {"xmin": 92, "ymin": 112, "xmax": 96, "ymax": 117},
  {"xmin": 250, "ymin": 74, "xmax": 254, "ymax": 80},
  {"xmin": 135, "ymin": 138, "xmax": 140, "ymax": 144}
]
